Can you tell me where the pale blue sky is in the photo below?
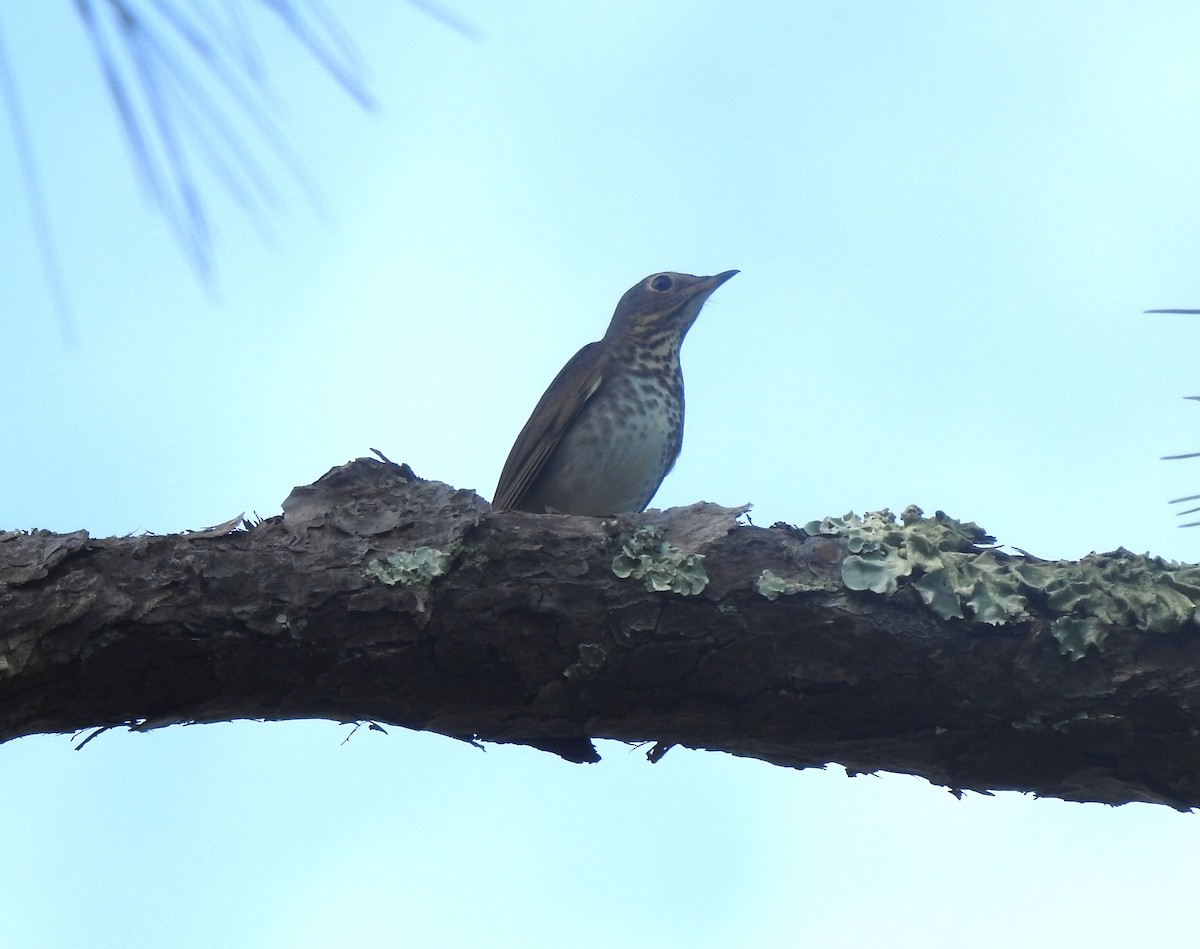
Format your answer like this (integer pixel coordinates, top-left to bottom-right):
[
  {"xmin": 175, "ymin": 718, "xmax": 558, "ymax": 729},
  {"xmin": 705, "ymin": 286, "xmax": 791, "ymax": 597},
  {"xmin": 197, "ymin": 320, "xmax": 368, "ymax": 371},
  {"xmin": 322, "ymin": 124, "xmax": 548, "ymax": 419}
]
[{"xmin": 3, "ymin": 3, "xmax": 1200, "ymax": 947}]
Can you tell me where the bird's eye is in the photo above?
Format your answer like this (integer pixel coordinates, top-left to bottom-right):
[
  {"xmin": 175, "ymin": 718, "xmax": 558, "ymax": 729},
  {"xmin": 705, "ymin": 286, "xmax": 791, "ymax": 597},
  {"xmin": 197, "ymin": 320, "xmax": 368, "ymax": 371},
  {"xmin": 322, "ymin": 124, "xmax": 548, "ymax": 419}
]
[{"xmin": 651, "ymin": 274, "xmax": 673, "ymax": 292}]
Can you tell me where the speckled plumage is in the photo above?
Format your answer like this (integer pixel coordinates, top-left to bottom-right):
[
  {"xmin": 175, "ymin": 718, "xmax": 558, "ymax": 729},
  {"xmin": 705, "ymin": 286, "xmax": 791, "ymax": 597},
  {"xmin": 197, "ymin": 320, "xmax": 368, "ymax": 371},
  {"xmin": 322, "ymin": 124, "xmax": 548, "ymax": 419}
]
[{"xmin": 493, "ymin": 270, "xmax": 737, "ymax": 515}]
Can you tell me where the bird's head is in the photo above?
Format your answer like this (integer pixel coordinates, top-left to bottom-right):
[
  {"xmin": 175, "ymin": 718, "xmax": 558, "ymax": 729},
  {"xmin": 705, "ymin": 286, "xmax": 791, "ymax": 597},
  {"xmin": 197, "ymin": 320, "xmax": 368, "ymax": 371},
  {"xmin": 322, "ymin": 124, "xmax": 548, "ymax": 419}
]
[{"xmin": 604, "ymin": 270, "xmax": 738, "ymax": 346}]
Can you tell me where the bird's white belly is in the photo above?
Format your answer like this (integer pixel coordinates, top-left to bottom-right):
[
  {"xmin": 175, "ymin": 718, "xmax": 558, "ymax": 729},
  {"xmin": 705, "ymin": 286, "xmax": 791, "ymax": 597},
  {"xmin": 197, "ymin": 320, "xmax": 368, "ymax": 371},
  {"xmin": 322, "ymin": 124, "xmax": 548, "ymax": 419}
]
[{"xmin": 533, "ymin": 384, "xmax": 682, "ymax": 515}]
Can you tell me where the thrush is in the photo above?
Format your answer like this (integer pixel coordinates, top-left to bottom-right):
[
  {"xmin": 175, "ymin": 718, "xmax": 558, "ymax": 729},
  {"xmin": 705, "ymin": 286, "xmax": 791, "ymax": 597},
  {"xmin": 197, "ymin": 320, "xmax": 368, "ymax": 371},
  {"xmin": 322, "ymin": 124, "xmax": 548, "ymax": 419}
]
[{"xmin": 493, "ymin": 270, "xmax": 738, "ymax": 515}]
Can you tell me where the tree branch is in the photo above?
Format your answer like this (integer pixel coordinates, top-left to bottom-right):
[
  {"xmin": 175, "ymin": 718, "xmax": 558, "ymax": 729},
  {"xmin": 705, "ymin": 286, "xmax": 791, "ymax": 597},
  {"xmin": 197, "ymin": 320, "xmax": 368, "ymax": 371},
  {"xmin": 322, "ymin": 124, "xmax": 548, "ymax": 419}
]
[{"xmin": 3, "ymin": 458, "xmax": 1200, "ymax": 809}]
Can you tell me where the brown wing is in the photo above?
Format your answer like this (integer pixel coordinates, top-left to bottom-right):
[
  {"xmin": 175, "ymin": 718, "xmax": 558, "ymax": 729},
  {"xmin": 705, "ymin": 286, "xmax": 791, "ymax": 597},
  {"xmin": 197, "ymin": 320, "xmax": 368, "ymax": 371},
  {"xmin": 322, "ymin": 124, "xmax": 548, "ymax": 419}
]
[{"xmin": 492, "ymin": 341, "xmax": 608, "ymax": 511}]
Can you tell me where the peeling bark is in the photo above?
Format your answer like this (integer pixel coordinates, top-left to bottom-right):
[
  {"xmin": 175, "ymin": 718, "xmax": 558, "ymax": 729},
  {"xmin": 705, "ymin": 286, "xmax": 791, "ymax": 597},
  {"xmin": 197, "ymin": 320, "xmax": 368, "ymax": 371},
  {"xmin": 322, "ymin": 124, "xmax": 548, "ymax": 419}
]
[{"xmin": 3, "ymin": 458, "xmax": 1200, "ymax": 809}]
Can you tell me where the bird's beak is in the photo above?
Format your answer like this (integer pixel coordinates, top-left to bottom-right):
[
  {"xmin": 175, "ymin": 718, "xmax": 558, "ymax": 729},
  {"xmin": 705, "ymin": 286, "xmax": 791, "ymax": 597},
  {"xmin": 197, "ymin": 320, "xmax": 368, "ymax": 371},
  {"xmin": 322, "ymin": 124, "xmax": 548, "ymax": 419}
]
[{"xmin": 690, "ymin": 270, "xmax": 739, "ymax": 299}]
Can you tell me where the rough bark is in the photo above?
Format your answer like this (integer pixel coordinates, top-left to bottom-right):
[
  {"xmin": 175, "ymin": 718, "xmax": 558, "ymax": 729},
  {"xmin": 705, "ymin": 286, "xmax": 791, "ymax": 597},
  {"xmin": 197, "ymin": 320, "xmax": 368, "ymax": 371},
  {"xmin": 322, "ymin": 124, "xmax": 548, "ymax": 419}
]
[{"xmin": 3, "ymin": 458, "xmax": 1200, "ymax": 809}]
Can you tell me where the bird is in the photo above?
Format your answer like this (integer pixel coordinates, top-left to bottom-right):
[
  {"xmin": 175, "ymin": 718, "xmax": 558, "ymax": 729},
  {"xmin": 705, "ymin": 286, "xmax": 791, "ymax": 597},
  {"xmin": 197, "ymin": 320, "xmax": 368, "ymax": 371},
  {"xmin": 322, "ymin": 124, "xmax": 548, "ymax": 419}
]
[{"xmin": 493, "ymin": 270, "xmax": 738, "ymax": 515}]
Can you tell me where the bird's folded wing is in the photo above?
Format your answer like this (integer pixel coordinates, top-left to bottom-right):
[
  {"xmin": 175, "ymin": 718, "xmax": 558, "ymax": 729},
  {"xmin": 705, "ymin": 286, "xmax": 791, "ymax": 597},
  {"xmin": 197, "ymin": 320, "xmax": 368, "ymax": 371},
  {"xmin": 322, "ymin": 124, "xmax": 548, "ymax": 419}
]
[{"xmin": 492, "ymin": 341, "xmax": 607, "ymax": 511}]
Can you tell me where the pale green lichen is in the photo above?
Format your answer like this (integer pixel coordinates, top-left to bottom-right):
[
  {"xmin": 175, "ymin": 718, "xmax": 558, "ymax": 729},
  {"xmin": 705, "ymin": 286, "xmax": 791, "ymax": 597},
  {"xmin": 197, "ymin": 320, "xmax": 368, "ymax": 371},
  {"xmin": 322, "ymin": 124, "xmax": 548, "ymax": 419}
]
[
  {"xmin": 364, "ymin": 546, "xmax": 452, "ymax": 586},
  {"xmin": 755, "ymin": 567, "xmax": 832, "ymax": 599},
  {"xmin": 1049, "ymin": 616, "xmax": 1111, "ymax": 659},
  {"xmin": 1014, "ymin": 552, "xmax": 1200, "ymax": 633},
  {"xmin": 564, "ymin": 643, "xmax": 607, "ymax": 679},
  {"xmin": 1015, "ymin": 550, "xmax": 1200, "ymax": 659},
  {"xmin": 805, "ymin": 508, "xmax": 1200, "ymax": 660},
  {"xmin": 809, "ymin": 507, "xmax": 998, "ymax": 603},
  {"xmin": 843, "ymin": 549, "xmax": 913, "ymax": 595},
  {"xmin": 612, "ymin": 526, "xmax": 708, "ymax": 595},
  {"xmin": 911, "ymin": 551, "xmax": 1025, "ymax": 624},
  {"xmin": 756, "ymin": 569, "xmax": 798, "ymax": 600},
  {"xmin": 806, "ymin": 507, "xmax": 990, "ymax": 563}
]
